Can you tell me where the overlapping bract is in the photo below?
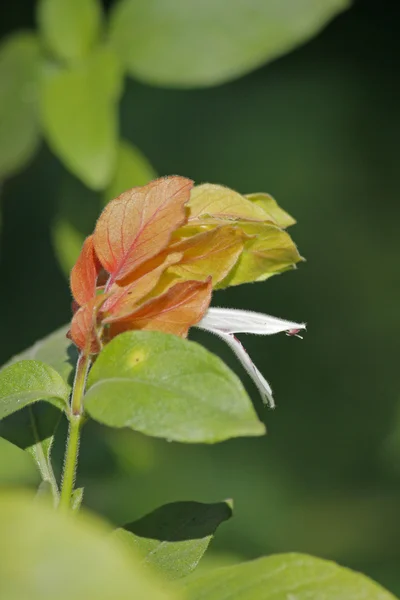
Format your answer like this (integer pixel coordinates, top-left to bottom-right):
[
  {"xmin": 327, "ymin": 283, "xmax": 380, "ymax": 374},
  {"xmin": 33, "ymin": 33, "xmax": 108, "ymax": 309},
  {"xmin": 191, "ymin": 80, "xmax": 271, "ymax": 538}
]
[{"xmin": 68, "ymin": 176, "xmax": 301, "ymax": 354}]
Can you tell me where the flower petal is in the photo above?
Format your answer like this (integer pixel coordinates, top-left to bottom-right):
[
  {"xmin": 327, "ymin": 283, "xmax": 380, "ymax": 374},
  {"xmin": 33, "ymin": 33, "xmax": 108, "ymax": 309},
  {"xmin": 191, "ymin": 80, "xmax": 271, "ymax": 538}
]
[
  {"xmin": 198, "ymin": 308, "xmax": 306, "ymax": 335},
  {"xmin": 205, "ymin": 329, "xmax": 275, "ymax": 408}
]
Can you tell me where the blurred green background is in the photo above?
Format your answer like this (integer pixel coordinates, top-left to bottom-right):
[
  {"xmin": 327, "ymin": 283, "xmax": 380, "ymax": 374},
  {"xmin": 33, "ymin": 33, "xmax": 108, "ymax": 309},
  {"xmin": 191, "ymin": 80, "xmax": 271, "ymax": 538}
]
[{"xmin": 1, "ymin": 0, "xmax": 400, "ymax": 595}]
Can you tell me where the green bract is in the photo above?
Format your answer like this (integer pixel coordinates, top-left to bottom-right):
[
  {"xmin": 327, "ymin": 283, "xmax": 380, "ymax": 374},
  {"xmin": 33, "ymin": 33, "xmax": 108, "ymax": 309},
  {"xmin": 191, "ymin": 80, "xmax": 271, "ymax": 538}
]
[{"xmin": 85, "ymin": 331, "xmax": 265, "ymax": 443}]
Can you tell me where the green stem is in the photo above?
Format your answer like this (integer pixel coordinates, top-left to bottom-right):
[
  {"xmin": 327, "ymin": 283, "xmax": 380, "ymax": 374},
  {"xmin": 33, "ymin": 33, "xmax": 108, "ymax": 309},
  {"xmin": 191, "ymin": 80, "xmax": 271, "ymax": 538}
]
[{"xmin": 59, "ymin": 353, "xmax": 90, "ymax": 511}]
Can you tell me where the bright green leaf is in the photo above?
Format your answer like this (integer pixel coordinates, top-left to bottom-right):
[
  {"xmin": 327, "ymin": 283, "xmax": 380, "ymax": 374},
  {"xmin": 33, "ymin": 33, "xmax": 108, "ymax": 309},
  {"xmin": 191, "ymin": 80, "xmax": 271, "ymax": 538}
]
[
  {"xmin": 2, "ymin": 324, "xmax": 78, "ymax": 387},
  {"xmin": 37, "ymin": 0, "xmax": 103, "ymax": 63},
  {"xmin": 115, "ymin": 500, "xmax": 232, "ymax": 579},
  {"xmin": 104, "ymin": 140, "xmax": 157, "ymax": 204},
  {"xmin": 0, "ymin": 360, "xmax": 70, "ymax": 419},
  {"xmin": 0, "ymin": 33, "xmax": 41, "ymax": 179},
  {"xmin": 40, "ymin": 47, "xmax": 122, "ymax": 189},
  {"xmin": 183, "ymin": 553, "xmax": 398, "ymax": 600},
  {"xmin": 0, "ymin": 437, "xmax": 39, "ymax": 486},
  {"xmin": 85, "ymin": 331, "xmax": 265, "ymax": 443},
  {"xmin": 0, "ymin": 491, "xmax": 175, "ymax": 600},
  {"xmin": 109, "ymin": 0, "xmax": 350, "ymax": 88}
]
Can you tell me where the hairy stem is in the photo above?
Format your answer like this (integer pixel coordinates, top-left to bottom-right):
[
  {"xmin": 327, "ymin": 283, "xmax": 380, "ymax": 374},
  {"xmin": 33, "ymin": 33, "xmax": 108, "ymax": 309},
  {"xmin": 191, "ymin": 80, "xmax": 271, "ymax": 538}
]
[{"xmin": 59, "ymin": 353, "xmax": 90, "ymax": 511}]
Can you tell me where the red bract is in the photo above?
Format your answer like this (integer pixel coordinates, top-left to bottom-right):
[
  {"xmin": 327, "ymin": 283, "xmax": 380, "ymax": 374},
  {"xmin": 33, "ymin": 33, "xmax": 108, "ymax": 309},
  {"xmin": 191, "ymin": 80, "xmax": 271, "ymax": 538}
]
[{"xmin": 67, "ymin": 176, "xmax": 213, "ymax": 355}]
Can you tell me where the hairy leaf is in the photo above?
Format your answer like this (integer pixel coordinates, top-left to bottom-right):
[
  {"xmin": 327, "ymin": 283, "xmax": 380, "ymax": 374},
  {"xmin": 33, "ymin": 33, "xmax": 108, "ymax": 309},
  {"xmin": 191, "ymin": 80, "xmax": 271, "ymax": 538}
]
[
  {"xmin": 0, "ymin": 361, "xmax": 70, "ymax": 419},
  {"xmin": 85, "ymin": 331, "xmax": 265, "ymax": 443},
  {"xmin": 2, "ymin": 325, "xmax": 78, "ymax": 387},
  {"xmin": 183, "ymin": 553, "xmax": 398, "ymax": 599}
]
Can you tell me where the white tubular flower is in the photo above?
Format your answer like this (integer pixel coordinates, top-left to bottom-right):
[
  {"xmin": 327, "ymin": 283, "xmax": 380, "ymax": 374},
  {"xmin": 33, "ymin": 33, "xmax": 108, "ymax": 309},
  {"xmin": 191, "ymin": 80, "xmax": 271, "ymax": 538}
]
[{"xmin": 196, "ymin": 308, "xmax": 306, "ymax": 409}]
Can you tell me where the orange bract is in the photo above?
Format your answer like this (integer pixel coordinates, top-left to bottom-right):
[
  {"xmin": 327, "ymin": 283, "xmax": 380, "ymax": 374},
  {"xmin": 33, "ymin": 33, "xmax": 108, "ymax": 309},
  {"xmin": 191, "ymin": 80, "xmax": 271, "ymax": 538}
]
[
  {"xmin": 70, "ymin": 235, "xmax": 102, "ymax": 306},
  {"xmin": 68, "ymin": 176, "xmax": 212, "ymax": 355},
  {"xmin": 93, "ymin": 176, "xmax": 193, "ymax": 284},
  {"xmin": 109, "ymin": 278, "xmax": 212, "ymax": 338}
]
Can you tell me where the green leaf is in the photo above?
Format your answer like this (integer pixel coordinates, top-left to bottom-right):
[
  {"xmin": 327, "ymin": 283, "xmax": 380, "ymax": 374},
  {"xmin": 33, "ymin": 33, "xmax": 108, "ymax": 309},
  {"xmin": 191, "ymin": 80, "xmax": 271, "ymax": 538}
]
[
  {"xmin": 0, "ymin": 436, "xmax": 39, "ymax": 486},
  {"xmin": 0, "ymin": 404, "xmax": 61, "ymax": 491},
  {"xmin": 104, "ymin": 140, "xmax": 157, "ymax": 204},
  {"xmin": 26, "ymin": 405, "xmax": 60, "ymax": 501},
  {"xmin": 183, "ymin": 553, "xmax": 398, "ymax": 599},
  {"xmin": 0, "ymin": 33, "xmax": 41, "ymax": 179},
  {"xmin": 0, "ymin": 360, "xmax": 70, "ymax": 419},
  {"xmin": 85, "ymin": 331, "xmax": 265, "ymax": 443},
  {"xmin": 0, "ymin": 490, "xmax": 176, "ymax": 600},
  {"xmin": 40, "ymin": 47, "xmax": 122, "ymax": 189},
  {"xmin": 2, "ymin": 324, "xmax": 78, "ymax": 387},
  {"xmin": 109, "ymin": 0, "xmax": 350, "ymax": 88},
  {"xmin": 37, "ymin": 0, "xmax": 103, "ymax": 63},
  {"xmin": 114, "ymin": 500, "xmax": 232, "ymax": 579}
]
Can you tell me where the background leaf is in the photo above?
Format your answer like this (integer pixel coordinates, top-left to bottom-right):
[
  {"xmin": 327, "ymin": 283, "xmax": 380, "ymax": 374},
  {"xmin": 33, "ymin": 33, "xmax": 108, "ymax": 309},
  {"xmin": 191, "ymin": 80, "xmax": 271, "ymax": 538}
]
[
  {"xmin": 85, "ymin": 331, "xmax": 265, "ymax": 443},
  {"xmin": 105, "ymin": 140, "xmax": 157, "ymax": 204},
  {"xmin": 0, "ymin": 33, "xmax": 41, "ymax": 179},
  {"xmin": 0, "ymin": 490, "xmax": 175, "ymax": 600},
  {"xmin": 40, "ymin": 47, "xmax": 122, "ymax": 189},
  {"xmin": 51, "ymin": 170, "xmax": 100, "ymax": 277},
  {"xmin": 115, "ymin": 500, "xmax": 232, "ymax": 579},
  {"xmin": 183, "ymin": 553, "xmax": 398, "ymax": 599},
  {"xmin": 109, "ymin": 0, "xmax": 350, "ymax": 87},
  {"xmin": 2, "ymin": 324, "xmax": 78, "ymax": 387},
  {"xmin": 37, "ymin": 0, "xmax": 103, "ymax": 63},
  {"xmin": 0, "ymin": 360, "xmax": 70, "ymax": 419}
]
